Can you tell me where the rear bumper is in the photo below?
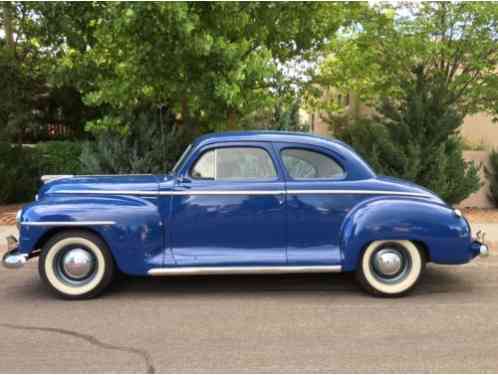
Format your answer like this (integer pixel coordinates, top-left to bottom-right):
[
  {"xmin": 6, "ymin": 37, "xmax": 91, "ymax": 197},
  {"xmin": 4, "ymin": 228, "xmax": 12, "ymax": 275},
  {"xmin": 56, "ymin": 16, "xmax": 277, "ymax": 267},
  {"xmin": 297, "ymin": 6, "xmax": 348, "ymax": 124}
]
[
  {"xmin": 471, "ymin": 241, "xmax": 489, "ymax": 258},
  {"xmin": 473, "ymin": 230, "xmax": 489, "ymax": 258},
  {"xmin": 2, "ymin": 235, "xmax": 27, "ymax": 269}
]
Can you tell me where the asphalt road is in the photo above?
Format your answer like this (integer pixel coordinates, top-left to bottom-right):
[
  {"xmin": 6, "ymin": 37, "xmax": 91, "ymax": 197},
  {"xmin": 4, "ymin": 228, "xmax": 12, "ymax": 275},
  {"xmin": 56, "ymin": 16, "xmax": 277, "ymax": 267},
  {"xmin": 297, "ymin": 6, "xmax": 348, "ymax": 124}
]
[{"xmin": 0, "ymin": 250, "xmax": 497, "ymax": 373}]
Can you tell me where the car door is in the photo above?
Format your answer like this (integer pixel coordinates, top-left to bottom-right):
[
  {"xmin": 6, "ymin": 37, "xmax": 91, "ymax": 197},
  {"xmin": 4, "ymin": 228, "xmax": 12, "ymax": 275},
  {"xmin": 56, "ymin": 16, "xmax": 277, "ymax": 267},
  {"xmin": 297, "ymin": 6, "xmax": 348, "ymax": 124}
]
[
  {"xmin": 275, "ymin": 143, "xmax": 354, "ymax": 265},
  {"xmin": 169, "ymin": 142, "xmax": 287, "ymax": 266}
]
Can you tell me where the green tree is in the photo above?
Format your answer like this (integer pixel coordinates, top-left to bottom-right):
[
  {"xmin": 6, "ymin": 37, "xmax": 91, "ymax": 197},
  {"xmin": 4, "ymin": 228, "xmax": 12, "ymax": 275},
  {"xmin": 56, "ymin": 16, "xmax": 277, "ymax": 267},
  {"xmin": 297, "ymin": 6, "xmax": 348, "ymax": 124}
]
[
  {"xmin": 315, "ymin": 2, "xmax": 498, "ymax": 119},
  {"xmin": 339, "ymin": 68, "xmax": 481, "ymax": 204},
  {"xmin": 64, "ymin": 2, "xmax": 360, "ymax": 133}
]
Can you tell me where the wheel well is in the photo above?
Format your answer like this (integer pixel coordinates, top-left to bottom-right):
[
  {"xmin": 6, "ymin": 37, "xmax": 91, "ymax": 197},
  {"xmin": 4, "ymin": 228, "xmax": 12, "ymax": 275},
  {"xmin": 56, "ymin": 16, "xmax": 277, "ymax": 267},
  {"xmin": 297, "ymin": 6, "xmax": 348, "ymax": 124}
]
[
  {"xmin": 356, "ymin": 239, "xmax": 431, "ymax": 268},
  {"xmin": 412, "ymin": 240, "xmax": 431, "ymax": 262},
  {"xmin": 34, "ymin": 227, "xmax": 111, "ymax": 255}
]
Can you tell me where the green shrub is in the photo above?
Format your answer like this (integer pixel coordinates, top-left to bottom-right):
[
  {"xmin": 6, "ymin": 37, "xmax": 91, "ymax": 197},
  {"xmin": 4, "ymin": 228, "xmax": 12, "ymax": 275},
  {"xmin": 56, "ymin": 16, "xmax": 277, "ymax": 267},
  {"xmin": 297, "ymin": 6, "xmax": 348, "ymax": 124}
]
[
  {"xmin": 336, "ymin": 70, "xmax": 481, "ymax": 205},
  {"xmin": 485, "ymin": 149, "xmax": 498, "ymax": 207},
  {"xmin": 80, "ymin": 110, "xmax": 190, "ymax": 174},
  {"xmin": 34, "ymin": 141, "xmax": 83, "ymax": 175},
  {"xmin": 0, "ymin": 143, "xmax": 39, "ymax": 204},
  {"xmin": 0, "ymin": 141, "xmax": 83, "ymax": 204}
]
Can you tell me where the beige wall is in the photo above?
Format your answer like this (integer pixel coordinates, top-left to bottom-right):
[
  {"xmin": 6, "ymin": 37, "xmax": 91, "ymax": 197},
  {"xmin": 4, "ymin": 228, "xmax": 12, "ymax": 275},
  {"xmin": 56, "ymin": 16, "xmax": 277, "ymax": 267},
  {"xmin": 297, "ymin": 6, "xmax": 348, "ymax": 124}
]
[
  {"xmin": 461, "ymin": 113, "xmax": 498, "ymax": 150},
  {"xmin": 308, "ymin": 107, "xmax": 498, "ymax": 150},
  {"xmin": 458, "ymin": 151, "xmax": 493, "ymax": 208}
]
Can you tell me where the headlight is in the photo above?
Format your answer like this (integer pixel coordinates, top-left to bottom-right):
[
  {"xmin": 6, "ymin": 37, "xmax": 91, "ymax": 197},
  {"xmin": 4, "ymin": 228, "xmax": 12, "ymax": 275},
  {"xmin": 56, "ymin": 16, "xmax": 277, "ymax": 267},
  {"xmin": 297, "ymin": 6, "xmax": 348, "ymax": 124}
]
[{"xmin": 16, "ymin": 209, "xmax": 22, "ymax": 230}]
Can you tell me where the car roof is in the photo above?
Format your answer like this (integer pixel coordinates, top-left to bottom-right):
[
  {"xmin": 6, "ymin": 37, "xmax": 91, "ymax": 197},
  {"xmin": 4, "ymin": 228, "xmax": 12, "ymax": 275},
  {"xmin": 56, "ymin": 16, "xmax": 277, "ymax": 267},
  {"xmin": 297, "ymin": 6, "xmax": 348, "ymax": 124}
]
[
  {"xmin": 189, "ymin": 131, "xmax": 376, "ymax": 180},
  {"xmin": 193, "ymin": 131, "xmax": 349, "ymax": 149}
]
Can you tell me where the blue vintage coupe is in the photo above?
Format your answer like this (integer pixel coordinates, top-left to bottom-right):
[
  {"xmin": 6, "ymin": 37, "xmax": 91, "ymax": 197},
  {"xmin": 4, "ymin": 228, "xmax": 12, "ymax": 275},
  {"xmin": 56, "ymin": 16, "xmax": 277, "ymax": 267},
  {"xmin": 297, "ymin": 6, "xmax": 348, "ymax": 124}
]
[{"xmin": 2, "ymin": 131, "xmax": 489, "ymax": 299}]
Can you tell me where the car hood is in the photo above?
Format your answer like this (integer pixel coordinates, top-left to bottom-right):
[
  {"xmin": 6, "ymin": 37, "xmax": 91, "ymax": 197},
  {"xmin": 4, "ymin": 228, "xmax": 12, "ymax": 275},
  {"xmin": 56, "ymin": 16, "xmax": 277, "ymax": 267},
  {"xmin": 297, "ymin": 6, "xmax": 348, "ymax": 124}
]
[{"xmin": 39, "ymin": 175, "xmax": 161, "ymax": 197}]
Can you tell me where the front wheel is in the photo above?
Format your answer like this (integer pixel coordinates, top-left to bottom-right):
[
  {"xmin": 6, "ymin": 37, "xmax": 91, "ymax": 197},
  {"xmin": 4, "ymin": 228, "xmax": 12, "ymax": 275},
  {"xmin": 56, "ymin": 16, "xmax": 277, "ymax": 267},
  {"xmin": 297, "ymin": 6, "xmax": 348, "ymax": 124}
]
[
  {"xmin": 39, "ymin": 231, "xmax": 115, "ymax": 299},
  {"xmin": 356, "ymin": 240, "xmax": 425, "ymax": 297}
]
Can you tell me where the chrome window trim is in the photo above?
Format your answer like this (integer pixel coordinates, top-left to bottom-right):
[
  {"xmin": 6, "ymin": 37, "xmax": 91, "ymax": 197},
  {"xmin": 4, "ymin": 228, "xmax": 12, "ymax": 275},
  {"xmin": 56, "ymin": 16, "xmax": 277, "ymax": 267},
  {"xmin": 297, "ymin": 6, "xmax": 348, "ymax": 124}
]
[
  {"xmin": 21, "ymin": 221, "xmax": 116, "ymax": 226},
  {"xmin": 286, "ymin": 189, "xmax": 431, "ymax": 197},
  {"xmin": 148, "ymin": 265, "xmax": 342, "ymax": 276},
  {"xmin": 53, "ymin": 189, "xmax": 430, "ymax": 198}
]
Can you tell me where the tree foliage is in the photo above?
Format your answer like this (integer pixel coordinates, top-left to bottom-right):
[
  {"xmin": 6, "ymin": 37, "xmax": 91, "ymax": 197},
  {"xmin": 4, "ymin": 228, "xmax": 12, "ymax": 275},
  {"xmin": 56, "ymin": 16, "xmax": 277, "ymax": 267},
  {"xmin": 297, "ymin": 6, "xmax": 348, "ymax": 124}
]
[
  {"xmin": 314, "ymin": 2, "xmax": 498, "ymax": 119},
  {"xmin": 339, "ymin": 69, "xmax": 481, "ymax": 204},
  {"xmin": 485, "ymin": 149, "xmax": 498, "ymax": 207},
  {"xmin": 64, "ymin": 2, "xmax": 359, "ymax": 132}
]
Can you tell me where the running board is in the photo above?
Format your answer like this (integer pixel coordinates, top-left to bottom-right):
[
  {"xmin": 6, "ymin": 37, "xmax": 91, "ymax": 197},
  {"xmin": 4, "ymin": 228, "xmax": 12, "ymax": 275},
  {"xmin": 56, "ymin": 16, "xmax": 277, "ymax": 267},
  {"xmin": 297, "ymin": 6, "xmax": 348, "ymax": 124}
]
[{"xmin": 148, "ymin": 265, "xmax": 342, "ymax": 276}]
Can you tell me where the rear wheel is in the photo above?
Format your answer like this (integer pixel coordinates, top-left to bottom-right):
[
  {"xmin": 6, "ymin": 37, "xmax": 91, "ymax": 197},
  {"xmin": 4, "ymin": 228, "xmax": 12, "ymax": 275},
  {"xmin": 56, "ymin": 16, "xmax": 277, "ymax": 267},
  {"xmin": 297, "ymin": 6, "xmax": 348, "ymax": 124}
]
[
  {"xmin": 356, "ymin": 240, "xmax": 425, "ymax": 297},
  {"xmin": 39, "ymin": 231, "xmax": 115, "ymax": 299}
]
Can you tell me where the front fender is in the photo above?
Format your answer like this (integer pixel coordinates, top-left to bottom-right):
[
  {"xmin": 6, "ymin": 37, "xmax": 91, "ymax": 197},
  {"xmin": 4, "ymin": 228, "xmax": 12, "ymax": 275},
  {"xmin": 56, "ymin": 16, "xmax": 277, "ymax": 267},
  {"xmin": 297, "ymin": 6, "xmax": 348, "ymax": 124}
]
[
  {"xmin": 19, "ymin": 195, "xmax": 164, "ymax": 275},
  {"xmin": 340, "ymin": 197, "xmax": 472, "ymax": 271}
]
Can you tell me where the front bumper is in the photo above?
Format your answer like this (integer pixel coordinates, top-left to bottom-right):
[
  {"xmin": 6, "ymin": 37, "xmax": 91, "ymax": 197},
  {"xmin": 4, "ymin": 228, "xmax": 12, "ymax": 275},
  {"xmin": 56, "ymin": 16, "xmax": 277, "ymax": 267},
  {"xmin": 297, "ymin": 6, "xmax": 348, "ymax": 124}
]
[{"xmin": 2, "ymin": 235, "xmax": 27, "ymax": 269}]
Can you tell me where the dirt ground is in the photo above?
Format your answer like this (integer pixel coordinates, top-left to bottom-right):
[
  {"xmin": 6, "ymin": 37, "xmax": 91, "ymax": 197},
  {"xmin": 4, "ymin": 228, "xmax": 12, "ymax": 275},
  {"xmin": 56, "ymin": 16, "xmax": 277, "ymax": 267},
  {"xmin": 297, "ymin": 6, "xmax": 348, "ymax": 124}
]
[
  {"xmin": 461, "ymin": 207, "xmax": 498, "ymax": 223},
  {"xmin": 0, "ymin": 204, "xmax": 22, "ymax": 225}
]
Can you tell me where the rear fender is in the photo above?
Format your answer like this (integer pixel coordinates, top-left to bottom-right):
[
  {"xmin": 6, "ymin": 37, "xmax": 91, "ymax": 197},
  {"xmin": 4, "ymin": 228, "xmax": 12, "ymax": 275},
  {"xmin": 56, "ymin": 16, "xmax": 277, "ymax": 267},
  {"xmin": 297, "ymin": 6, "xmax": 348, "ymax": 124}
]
[{"xmin": 339, "ymin": 197, "xmax": 472, "ymax": 271}]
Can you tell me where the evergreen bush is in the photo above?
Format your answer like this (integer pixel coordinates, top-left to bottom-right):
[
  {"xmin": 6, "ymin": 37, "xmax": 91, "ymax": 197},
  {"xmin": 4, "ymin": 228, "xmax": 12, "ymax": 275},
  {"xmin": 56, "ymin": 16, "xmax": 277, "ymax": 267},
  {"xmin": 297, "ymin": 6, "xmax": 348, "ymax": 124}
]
[
  {"xmin": 35, "ymin": 141, "xmax": 83, "ymax": 175},
  {"xmin": 0, "ymin": 143, "xmax": 39, "ymax": 204},
  {"xmin": 337, "ymin": 70, "xmax": 481, "ymax": 205},
  {"xmin": 80, "ymin": 109, "xmax": 190, "ymax": 174}
]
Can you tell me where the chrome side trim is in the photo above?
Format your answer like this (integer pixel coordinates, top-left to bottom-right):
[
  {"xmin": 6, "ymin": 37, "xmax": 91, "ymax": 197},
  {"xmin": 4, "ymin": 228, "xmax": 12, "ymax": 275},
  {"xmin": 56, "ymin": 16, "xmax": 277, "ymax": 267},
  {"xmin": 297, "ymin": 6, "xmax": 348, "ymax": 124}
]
[
  {"xmin": 56, "ymin": 190, "xmax": 158, "ymax": 196},
  {"xmin": 56, "ymin": 190, "xmax": 285, "ymax": 196},
  {"xmin": 41, "ymin": 175, "xmax": 74, "ymax": 183},
  {"xmin": 160, "ymin": 190, "xmax": 286, "ymax": 196},
  {"xmin": 286, "ymin": 189, "xmax": 430, "ymax": 197},
  {"xmin": 53, "ymin": 189, "xmax": 430, "ymax": 197},
  {"xmin": 21, "ymin": 221, "xmax": 116, "ymax": 226},
  {"xmin": 148, "ymin": 265, "xmax": 342, "ymax": 276}
]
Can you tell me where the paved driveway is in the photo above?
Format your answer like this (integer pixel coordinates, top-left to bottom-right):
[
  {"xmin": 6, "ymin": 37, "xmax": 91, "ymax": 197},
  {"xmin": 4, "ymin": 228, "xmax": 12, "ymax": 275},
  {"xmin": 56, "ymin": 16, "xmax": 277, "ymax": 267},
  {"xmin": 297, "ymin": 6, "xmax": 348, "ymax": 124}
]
[{"xmin": 1, "ymin": 225, "xmax": 498, "ymax": 372}]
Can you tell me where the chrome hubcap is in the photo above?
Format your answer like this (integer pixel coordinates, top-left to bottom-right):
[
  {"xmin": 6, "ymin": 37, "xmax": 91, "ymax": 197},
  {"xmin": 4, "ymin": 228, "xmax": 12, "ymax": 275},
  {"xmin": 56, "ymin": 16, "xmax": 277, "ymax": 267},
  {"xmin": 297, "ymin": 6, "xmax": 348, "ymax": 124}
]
[
  {"xmin": 372, "ymin": 248, "xmax": 403, "ymax": 277},
  {"xmin": 61, "ymin": 248, "xmax": 95, "ymax": 280}
]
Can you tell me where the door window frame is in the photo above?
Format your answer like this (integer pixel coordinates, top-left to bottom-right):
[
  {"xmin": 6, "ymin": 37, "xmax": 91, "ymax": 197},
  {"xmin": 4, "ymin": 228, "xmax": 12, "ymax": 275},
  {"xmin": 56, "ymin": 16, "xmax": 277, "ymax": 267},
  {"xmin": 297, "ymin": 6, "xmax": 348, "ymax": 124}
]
[
  {"xmin": 278, "ymin": 145, "xmax": 348, "ymax": 182},
  {"xmin": 182, "ymin": 142, "xmax": 284, "ymax": 183}
]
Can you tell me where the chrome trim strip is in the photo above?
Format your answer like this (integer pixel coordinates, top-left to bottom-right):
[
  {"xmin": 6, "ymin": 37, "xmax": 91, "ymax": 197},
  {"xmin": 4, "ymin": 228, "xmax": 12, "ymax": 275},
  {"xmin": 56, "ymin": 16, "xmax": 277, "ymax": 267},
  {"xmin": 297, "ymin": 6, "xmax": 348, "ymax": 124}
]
[
  {"xmin": 56, "ymin": 190, "xmax": 158, "ymax": 195},
  {"xmin": 56, "ymin": 190, "xmax": 284, "ymax": 196},
  {"xmin": 41, "ymin": 175, "xmax": 74, "ymax": 183},
  {"xmin": 161, "ymin": 190, "xmax": 286, "ymax": 196},
  {"xmin": 54, "ymin": 189, "xmax": 429, "ymax": 197},
  {"xmin": 148, "ymin": 265, "xmax": 342, "ymax": 276},
  {"xmin": 287, "ymin": 189, "xmax": 430, "ymax": 197},
  {"xmin": 21, "ymin": 221, "xmax": 116, "ymax": 226}
]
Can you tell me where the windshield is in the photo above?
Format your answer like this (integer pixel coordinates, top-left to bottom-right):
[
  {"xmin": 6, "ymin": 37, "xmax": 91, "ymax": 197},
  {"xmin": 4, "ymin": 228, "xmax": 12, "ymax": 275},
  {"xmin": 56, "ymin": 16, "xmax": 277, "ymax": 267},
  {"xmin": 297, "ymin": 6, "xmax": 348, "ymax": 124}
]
[{"xmin": 171, "ymin": 144, "xmax": 192, "ymax": 174}]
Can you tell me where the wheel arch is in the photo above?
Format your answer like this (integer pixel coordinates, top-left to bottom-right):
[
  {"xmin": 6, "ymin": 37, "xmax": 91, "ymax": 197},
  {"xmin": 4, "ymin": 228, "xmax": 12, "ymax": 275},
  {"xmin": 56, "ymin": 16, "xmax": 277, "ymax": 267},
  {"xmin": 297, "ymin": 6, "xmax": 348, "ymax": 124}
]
[
  {"xmin": 34, "ymin": 227, "xmax": 112, "ymax": 256},
  {"xmin": 340, "ymin": 197, "xmax": 466, "ymax": 271}
]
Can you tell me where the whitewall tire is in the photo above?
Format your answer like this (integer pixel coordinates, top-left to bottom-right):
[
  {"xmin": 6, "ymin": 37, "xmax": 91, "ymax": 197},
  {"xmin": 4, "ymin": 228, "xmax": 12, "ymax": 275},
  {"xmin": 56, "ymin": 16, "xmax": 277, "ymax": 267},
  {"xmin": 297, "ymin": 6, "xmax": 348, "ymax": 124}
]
[
  {"xmin": 356, "ymin": 240, "xmax": 425, "ymax": 297},
  {"xmin": 39, "ymin": 231, "xmax": 115, "ymax": 299}
]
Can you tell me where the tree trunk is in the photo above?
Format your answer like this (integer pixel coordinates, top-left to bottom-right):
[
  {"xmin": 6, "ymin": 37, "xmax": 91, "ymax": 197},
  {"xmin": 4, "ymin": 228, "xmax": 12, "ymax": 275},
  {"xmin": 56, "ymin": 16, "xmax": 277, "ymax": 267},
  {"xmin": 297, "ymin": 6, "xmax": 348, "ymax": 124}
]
[
  {"xmin": 227, "ymin": 109, "xmax": 237, "ymax": 130},
  {"xmin": 181, "ymin": 96, "xmax": 188, "ymax": 126},
  {"xmin": 2, "ymin": 2, "xmax": 16, "ymax": 60}
]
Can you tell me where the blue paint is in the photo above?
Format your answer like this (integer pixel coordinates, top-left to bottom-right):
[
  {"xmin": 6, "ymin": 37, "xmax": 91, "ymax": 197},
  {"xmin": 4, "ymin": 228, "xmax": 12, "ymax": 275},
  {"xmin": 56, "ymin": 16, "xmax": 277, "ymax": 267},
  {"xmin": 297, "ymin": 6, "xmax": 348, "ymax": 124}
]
[{"xmin": 17, "ymin": 131, "xmax": 478, "ymax": 276}]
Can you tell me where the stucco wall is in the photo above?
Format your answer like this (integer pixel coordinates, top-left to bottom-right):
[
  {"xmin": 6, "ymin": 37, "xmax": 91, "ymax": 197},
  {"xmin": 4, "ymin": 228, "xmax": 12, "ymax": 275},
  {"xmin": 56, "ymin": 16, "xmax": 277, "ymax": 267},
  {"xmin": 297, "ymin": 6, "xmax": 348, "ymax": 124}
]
[
  {"xmin": 461, "ymin": 113, "xmax": 498, "ymax": 150},
  {"xmin": 458, "ymin": 151, "xmax": 493, "ymax": 208}
]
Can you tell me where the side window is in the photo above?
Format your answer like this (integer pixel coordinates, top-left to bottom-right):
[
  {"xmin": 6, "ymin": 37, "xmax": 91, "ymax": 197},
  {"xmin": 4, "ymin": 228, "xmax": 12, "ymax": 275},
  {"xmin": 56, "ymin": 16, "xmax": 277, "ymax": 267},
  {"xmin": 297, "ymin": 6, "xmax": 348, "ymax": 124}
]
[
  {"xmin": 282, "ymin": 148, "xmax": 345, "ymax": 180},
  {"xmin": 191, "ymin": 149, "xmax": 215, "ymax": 180},
  {"xmin": 191, "ymin": 147, "xmax": 277, "ymax": 181}
]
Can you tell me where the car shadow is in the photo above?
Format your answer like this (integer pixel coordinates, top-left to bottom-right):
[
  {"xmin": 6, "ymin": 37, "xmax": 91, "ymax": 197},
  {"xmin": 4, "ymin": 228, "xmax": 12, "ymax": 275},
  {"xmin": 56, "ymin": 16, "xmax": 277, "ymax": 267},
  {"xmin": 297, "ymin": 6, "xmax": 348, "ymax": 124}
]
[
  {"xmin": 3, "ymin": 264, "xmax": 475, "ymax": 301},
  {"xmin": 106, "ymin": 264, "xmax": 474, "ymax": 298}
]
